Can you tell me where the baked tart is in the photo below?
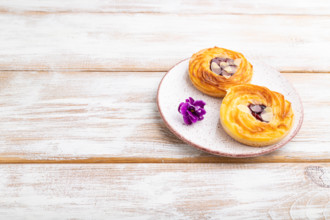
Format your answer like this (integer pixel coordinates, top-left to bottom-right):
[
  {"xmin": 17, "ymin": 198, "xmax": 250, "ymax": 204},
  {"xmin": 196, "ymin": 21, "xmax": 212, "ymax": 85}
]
[
  {"xmin": 189, "ymin": 47, "xmax": 253, "ymax": 97},
  {"xmin": 220, "ymin": 84, "xmax": 294, "ymax": 147}
]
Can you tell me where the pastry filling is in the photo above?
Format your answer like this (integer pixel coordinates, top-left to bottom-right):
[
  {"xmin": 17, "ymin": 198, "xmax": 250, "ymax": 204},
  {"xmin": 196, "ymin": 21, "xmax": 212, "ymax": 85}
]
[
  {"xmin": 248, "ymin": 104, "xmax": 273, "ymax": 123},
  {"xmin": 210, "ymin": 57, "xmax": 241, "ymax": 79}
]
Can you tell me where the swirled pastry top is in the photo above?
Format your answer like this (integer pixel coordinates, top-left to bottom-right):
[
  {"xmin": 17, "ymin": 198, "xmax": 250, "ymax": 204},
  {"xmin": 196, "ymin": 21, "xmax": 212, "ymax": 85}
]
[
  {"xmin": 189, "ymin": 47, "xmax": 253, "ymax": 97},
  {"xmin": 220, "ymin": 84, "xmax": 294, "ymax": 147}
]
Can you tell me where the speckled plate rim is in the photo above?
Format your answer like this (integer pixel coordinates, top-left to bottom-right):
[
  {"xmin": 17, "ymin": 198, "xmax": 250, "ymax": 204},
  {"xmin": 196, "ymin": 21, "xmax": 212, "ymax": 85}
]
[{"xmin": 156, "ymin": 58, "xmax": 304, "ymax": 158}]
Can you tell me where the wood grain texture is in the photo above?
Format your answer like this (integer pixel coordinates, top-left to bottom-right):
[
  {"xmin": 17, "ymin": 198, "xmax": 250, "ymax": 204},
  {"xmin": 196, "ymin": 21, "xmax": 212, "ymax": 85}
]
[
  {"xmin": 0, "ymin": 1, "xmax": 329, "ymax": 218},
  {"xmin": 1, "ymin": 163, "xmax": 330, "ymax": 219},
  {"xmin": 0, "ymin": 71, "xmax": 329, "ymax": 162},
  {"xmin": 1, "ymin": 0, "xmax": 330, "ymax": 15},
  {"xmin": 0, "ymin": 13, "xmax": 329, "ymax": 72}
]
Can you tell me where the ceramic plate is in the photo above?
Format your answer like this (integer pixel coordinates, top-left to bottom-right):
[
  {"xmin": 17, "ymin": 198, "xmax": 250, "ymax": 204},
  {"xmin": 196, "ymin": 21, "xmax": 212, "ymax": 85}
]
[{"xmin": 157, "ymin": 58, "xmax": 304, "ymax": 158}]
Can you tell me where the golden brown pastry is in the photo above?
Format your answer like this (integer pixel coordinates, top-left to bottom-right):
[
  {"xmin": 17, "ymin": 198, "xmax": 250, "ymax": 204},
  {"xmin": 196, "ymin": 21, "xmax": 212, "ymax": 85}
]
[
  {"xmin": 220, "ymin": 84, "xmax": 294, "ymax": 147},
  {"xmin": 189, "ymin": 47, "xmax": 253, "ymax": 97}
]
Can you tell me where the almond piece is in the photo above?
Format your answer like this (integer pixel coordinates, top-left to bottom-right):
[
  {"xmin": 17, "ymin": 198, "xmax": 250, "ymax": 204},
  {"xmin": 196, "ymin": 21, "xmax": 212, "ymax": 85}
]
[
  {"xmin": 222, "ymin": 70, "xmax": 232, "ymax": 79},
  {"xmin": 227, "ymin": 59, "xmax": 235, "ymax": 65},
  {"xmin": 237, "ymin": 104, "xmax": 250, "ymax": 114},
  {"xmin": 224, "ymin": 66, "xmax": 233, "ymax": 73},
  {"xmin": 234, "ymin": 58, "xmax": 242, "ymax": 66},
  {"xmin": 261, "ymin": 109, "xmax": 273, "ymax": 122},
  {"xmin": 230, "ymin": 66, "xmax": 237, "ymax": 74},
  {"xmin": 220, "ymin": 62, "xmax": 228, "ymax": 67},
  {"xmin": 211, "ymin": 62, "xmax": 221, "ymax": 74},
  {"xmin": 263, "ymin": 106, "xmax": 272, "ymax": 113}
]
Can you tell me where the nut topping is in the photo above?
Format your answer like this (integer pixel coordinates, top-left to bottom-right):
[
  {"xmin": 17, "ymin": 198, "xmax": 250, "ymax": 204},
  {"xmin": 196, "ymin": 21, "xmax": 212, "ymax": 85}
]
[
  {"xmin": 223, "ymin": 66, "xmax": 232, "ymax": 73},
  {"xmin": 209, "ymin": 57, "xmax": 239, "ymax": 78},
  {"xmin": 263, "ymin": 106, "xmax": 272, "ymax": 113},
  {"xmin": 260, "ymin": 107, "xmax": 273, "ymax": 122},
  {"xmin": 248, "ymin": 104, "xmax": 272, "ymax": 123},
  {"xmin": 237, "ymin": 104, "xmax": 251, "ymax": 114},
  {"xmin": 210, "ymin": 62, "xmax": 221, "ymax": 74},
  {"xmin": 234, "ymin": 58, "xmax": 242, "ymax": 66},
  {"xmin": 260, "ymin": 111, "xmax": 273, "ymax": 122},
  {"xmin": 220, "ymin": 62, "xmax": 228, "ymax": 67}
]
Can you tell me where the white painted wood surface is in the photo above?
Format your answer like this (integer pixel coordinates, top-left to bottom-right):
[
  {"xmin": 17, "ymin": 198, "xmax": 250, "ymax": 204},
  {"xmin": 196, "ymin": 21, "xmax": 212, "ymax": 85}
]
[
  {"xmin": 1, "ymin": 163, "xmax": 330, "ymax": 219},
  {"xmin": 0, "ymin": 72, "xmax": 329, "ymax": 162},
  {"xmin": 1, "ymin": 0, "xmax": 329, "ymax": 15},
  {"xmin": 0, "ymin": 13, "xmax": 329, "ymax": 72},
  {"xmin": 1, "ymin": 0, "xmax": 330, "ymax": 218}
]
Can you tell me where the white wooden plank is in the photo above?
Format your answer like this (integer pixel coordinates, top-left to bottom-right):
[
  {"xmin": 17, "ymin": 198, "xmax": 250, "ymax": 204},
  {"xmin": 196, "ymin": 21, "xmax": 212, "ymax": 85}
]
[
  {"xmin": 0, "ymin": 13, "xmax": 329, "ymax": 72},
  {"xmin": 0, "ymin": 163, "xmax": 329, "ymax": 219},
  {"xmin": 1, "ymin": 0, "xmax": 329, "ymax": 15},
  {"xmin": 0, "ymin": 71, "xmax": 329, "ymax": 162}
]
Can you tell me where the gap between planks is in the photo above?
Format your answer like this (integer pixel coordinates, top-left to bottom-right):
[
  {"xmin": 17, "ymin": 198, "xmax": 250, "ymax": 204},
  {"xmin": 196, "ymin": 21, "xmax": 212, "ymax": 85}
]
[
  {"xmin": 2, "ymin": 157, "xmax": 330, "ymax": 164},
  {"xmin": 1, "ymin": 0, "xmax": 330, "ymax": 16},
  {"xmin": 1, "ymin": 69, "xmax": 330, "ymax": 73},
  {"xmin": 1, "ymin": 10, "xmax": 330, "ymax": 16}
]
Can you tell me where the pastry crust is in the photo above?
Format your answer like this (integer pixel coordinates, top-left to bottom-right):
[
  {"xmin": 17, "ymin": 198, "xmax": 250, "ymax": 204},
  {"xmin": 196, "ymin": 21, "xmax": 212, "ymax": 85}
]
[
  {"xmin": 220, "ymin": 84, "xmax": 294, "ymax": 147},
  {"xmin": 189, "ymin": 47, "xmax": 253, "ymax": 97}
]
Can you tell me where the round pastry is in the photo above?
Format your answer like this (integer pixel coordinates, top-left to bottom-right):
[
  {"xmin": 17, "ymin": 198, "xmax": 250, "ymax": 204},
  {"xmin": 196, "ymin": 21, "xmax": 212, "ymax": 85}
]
[
  {"xmin": 189, "ymin": 47, "xmax": 253, "ymax": 97},
  {"xmin": 220, "ymin": 84, "xmax": 294, "ymax": 147}
]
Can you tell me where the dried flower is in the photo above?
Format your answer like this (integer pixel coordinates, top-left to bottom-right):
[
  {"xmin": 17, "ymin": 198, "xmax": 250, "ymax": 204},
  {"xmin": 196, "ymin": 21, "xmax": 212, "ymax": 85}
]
[{"xmin": 178, "ymin": 97, "xmax": 206, "ymax": 125}]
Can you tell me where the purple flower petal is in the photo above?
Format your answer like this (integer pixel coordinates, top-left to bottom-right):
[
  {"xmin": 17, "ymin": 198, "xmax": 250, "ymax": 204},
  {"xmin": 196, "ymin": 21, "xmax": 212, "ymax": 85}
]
[
  {"xmin": 180, "ymin": 103, "xmax": 189, "ymax": 116},
  {"xmin": 178, "ymin": 102, "xmax": 184, "ymax": 113},
  {"xmin": 199, "ymin": 108, "xmax": 206, "ymax": 115},
  {"xmin": 183, "ymin": 115, "xmax": 192, "ymax": 125},
  {"xmin": 187, "ymin": 110, "xmax": 198, "ymax": 122},
  {"xmin": 187, "ymin": 109, "xmax": 196, "ymax": 118},
  {"xmin": 188, "ymin": 105, "xmax": 195, "ymax": 112},
  {"xmin": 178, "ymin": 97, "xmax": 206, "ymax": 125},
  {"xmin": 189, "ymin": 114, "xmax": 198, "ymax": 123},
  {"xmin": 194, "ymin": 100, "xmax": 206, "ymax": 108}
]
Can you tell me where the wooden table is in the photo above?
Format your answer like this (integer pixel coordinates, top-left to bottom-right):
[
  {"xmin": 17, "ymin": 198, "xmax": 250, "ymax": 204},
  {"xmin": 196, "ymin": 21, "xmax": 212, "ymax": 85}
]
[{"xmin": 1, "ymin": 1, "xmax": 330, "ymax": 219}]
